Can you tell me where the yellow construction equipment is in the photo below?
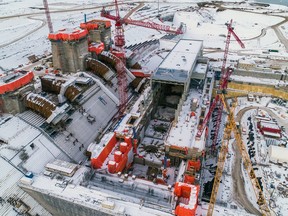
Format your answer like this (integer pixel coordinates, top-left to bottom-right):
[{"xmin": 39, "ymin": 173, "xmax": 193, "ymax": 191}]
[{"xmin": 207, "ymin": 95, "xmax": 271, "ymax": 216}]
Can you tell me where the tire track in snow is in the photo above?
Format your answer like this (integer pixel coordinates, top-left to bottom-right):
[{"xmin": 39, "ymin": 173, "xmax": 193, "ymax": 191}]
[{"xmin": 0, "ymin": 16, "xmax": 46, "ymax": 49}]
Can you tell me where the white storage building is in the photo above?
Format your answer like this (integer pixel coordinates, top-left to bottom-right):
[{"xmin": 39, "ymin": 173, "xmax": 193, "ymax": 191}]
[{"xmin": 268, "ymin": 145, "xmax": 288, "ymax": 163}]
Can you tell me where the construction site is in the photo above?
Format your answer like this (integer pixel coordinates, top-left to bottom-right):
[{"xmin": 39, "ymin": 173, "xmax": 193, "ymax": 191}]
[{"xmin": 0, "ymin": 0, "xmax": 288, "ymax": 216}]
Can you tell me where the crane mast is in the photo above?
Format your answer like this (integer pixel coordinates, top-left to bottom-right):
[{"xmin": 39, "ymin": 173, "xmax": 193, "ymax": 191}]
[
  {"xmin": 43, "ymin": 0, "xmax": 53, "ymax": 33},
  {"xmin": 207, "ymin": 96, "xmax": 271, "ymax": 216},
  {"xmin": 105, "ymin": 0, "xmax": 128, "ymax": 115},
  {"xmin": 205, "ymin": 20, "xmax": 270, "ymax": 216},
  {"xmin": 100, "ymin": 1, "xmax": 185, "ymax": 114},
  {"xmin": 196, "ymin": 20, "xmax": 244, "ymax": 141}
]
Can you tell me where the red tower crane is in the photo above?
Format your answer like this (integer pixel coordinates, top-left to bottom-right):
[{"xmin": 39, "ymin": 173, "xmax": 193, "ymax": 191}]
[
  {"xmin": 43, "ymin": 0, "xmax": 54, "ymax": 33},
  {"xmin": 196, "ymin": 20, "xmax": 244, "ymax": 151},
  {"xmin": 104, "ymin": 0, "xmax": 128, "ymax": 115},
  {"xmin": 101, "ymin": 1, "xmax": 184, "ymax": 115},
  {"xmin": 101, "ymin": 2, "xmax": 184, "ymax": 35}
]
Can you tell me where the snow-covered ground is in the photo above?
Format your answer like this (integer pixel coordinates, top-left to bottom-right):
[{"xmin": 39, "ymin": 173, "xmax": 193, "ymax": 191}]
[
  {"xmin": 2, "ymin": 0, "xmax": 288, "ymax": 73},
  {"xmin": 200, "ymin": 95, "xmax": 288, "ymax": 215},
  {"xmin": 1, "ymin": 0, "xmax": 288, "ymax": 215},
  {"xmin": 233, "ymin": 96, "xmax": 288, "ymax": 215}
]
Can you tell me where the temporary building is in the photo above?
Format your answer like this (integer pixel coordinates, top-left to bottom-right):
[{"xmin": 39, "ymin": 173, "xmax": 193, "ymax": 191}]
[{"xmin": 268, "ymin": 145, "xmax": 288, "ymax": 163}]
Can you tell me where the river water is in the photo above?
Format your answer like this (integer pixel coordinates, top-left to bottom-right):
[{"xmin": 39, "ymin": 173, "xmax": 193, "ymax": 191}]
[{"xmin": 256, "ymin": 0, "xmax": 288, "ymax": 6}]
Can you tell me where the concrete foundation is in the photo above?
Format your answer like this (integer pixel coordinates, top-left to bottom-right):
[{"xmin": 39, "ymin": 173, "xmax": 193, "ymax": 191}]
[{"xmin": 227, "ymin": 81, "xmax": 288, "ymax": 100}]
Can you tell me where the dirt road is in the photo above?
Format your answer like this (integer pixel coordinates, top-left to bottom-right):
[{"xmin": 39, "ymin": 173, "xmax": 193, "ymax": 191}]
[
  {"xmin": 233, "ymin": 107, "xmax": 262, "ymax": 216},
  {"xmin": 0, "ymin": 16, "xmax": 46, "ymax": 49},
  {"xmin": 232, "ymin": 105, "xmax": 285, "ymax": 215},
  {"xmin": 0, "ymin": 2, "xmax": 144, "ymax": 50},
  {"xmin": 271, "ymin": 18, "xmax": 288, "ymax": 51}
]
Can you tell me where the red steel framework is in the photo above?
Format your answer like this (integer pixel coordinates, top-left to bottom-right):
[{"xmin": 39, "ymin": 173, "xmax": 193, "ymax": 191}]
[
  {"xmin": 43, "ymin": 0, "xmax": 53, "ymax": 33},
  {"xmin": 101, "ymin": 4, "xmax": 183, "ymax": 35},
  {"xmin": 101, "ymin": 1, "xmax": 184, "ymax": 114},
  {"xmin": 196, "ymin": 20, "xmax": 245, "ymax": 151},
  {"xmin": 108, "ymin": 0, "xmax": 127, "ymax": 115}
]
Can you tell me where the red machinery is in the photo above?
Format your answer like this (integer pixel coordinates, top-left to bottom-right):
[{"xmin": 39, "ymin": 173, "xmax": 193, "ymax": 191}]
[{"xmin": 196, "ymin": 20, "xmax": 245, "ymax": 151}]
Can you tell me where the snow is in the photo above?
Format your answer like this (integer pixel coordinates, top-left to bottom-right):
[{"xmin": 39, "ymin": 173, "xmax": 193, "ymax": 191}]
[
  {"xmin": 2, "ymin": 0, "xmax": 288, "ymax": 74},
  {"xmin": 166, "ymin": 89, "xmax": 204, "ymax": 149},
  {"xmin": 45, "ymin": 159, "xmax": 78, "ymax": 175},
  {"xmin": 91, "ymin": 132, "xmax": 114, "ymax": 159},
  {"xmin": 153, "ymin": 39, "xmax": 202, "ymax": 83},
  {"xmin": 231, "ymin": 74, "xmax": 287, "ymax": 86},
  {"xmin": 233, "ymin": 97, "xmax": 288, "ymax": 215},
  {"xmin": 0, "ymin": 115, "xmax": 71, "ymax": 216},
  {"xmin": 268, "ymin": 145, "xmax": 288, "ymax": 163},
  {"xmin": 22, "ymin": 172, "xmax": 173, "ymax": 216},
  {"xmin": 1, "ymin": 0, "xmax": 288, "ymax": 215},
  {"xmin": 0, "ymin": 116, "xmax": 68, "ymax": 173}
]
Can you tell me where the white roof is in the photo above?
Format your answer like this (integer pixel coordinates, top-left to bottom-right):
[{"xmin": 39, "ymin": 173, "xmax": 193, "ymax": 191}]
[
  {"xmin": 21, "ymin": 174, "xmax": 173, "ymax": 216},
  {"xmin": 45, "ymin": 159, "xmax": 77, "ymax": 174},
  {"xmin": 153, "ymin": 39, "xmax": 202, "ymax": 83},
  {"xmin": 108, "ymin": 161, "xmax": 116, "ymax": 165},
  {"xmin": 194, "ymin": 63, "xmax": 207, "ymax": 74},
  {"xmin": 166, "ymin": 89, "xmax": 204, "ymax": 150},
  {"xmin": 92, "ymin": 132, "xmax": 115, "ymax": 158},
  {"xmin": 263, "ymin": 131, "xmax": 281, "ymax": 138},
  {"xmin": 238, "ymin": 59, "xmax": 255, "ymax": 65},
  {"xmin": 269, "ymin": 145, "xmax": 288, "ymax": 163},
  {"xmin": 260, "ymin": 121, "xmax": 280, "ymax": 130}
]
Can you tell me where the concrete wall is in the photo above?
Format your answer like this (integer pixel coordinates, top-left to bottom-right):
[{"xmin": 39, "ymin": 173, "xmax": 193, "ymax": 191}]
[
  {"xmin": 227, "ymin": 82, "xmax": 288, "ymax": 100},
  {"xmin": 21, "ymin": 186, "xmax": 111, "ymax": 216},
  {"xmin": 51, "ymin": 37, "xmax": 88, "ymax": 73},
  {"xmin": 233, "ymin": 69, "xmax": 287, "ymax": 81},
  {"xmin": 89, "ymin": 27, "xmax": 111, "ymax": 51},
  {"xmin": 1, "ymin": 84, "xmax": 34, "ymax": 115}
]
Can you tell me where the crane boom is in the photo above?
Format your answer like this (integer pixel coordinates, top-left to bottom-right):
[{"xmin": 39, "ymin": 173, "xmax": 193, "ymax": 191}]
[
  {"xmin": 124, "ymin": 19, "xmax": 183, "ymax": 34},
  {"xmin": 101, "ymin": 6, "xmax": 183, "ymax": 34},
  {"xmin": 196, "ymin": 20, "xmax": 244, "ymax": 139},
  {"xmin": 207, "ymin": 96, "xmax": 271, "ymax": 216}
]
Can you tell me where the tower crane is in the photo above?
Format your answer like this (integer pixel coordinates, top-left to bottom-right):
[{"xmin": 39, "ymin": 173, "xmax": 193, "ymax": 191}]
[
  {"xmin": 196, "ymin": 20, "xmax": 244, "ymax": 152},
  {"xmin": 202, "ymin": 20, "xmax": 271, "ymax": 216},
  {"xmin": 43, "ymin": 0, "xmax": 53, "ymax": 33},
  {"xmin": 207, "ymin": 95, "xmax": 271, "ymax": 216},
  {"xmin": 102, "ymin": 0, "xmax": 127, "ymax": 114},
  {"xmin": 101, "ymin": 1, "xmax": 184, "ymax": 114},
  {"xmin": 101, "ymin": 1, "xmax": 184, "ymax": 35}
]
